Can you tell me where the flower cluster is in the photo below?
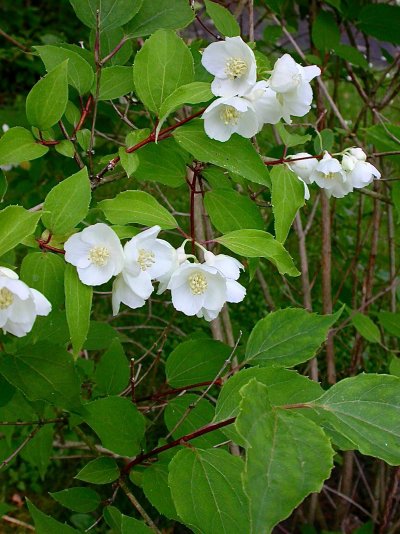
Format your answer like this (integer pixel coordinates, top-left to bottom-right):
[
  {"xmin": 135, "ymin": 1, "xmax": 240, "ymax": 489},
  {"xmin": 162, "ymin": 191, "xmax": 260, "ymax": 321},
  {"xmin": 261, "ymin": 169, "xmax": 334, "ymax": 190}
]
[
  {"xmin": 288, "ymin": 148, "xmax": 381, "ymax": 198},
  {"xmin": 0, "ymin": 267, "xmax": 51, "ymax": 337},
  {"xmin": 201, "ymin": 37, "xmax": 321, "ymax": 141},
  {"xmin": 64, "ymin": 224, "xmax": 246, "ymax": 322}
]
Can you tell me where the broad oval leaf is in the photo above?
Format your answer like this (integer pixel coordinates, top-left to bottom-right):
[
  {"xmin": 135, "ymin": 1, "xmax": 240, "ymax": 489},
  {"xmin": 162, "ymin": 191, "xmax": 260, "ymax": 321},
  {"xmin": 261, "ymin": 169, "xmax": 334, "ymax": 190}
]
[
  {"xmin": 166, "ymin": 338, "xmax": 231, "ymax": 387},
  {"xmin": 126, "ymin": 0, "xmax": 194, "ymax": 38},
  {"xmin": 83, "ymin": 396, "xmax": 146, "ymax": 456},
  {"xmin": 133, "ymin": 29, "xmax": 194, "ymax": 114},
  {"xmin": 141, "ymin": 460, "xmax": 179, "ymax": 520},
  {"xmin": 204, "ymin": 0, "xmax": 240, "ymax": 37},
  {"xmin": 236, "ymin": 380, "xmax": 334, "ymax": 533},
  {"xmin": 42, "ymin": 167, "xmax": 91, "ymax": 235},
  {"xmin": 75, "ymin": 457, "xmax": 119, "ymax": 484},
  {"xmin": 169, "ymin": 448, "xmax": 250, "ymax": 534},
  {"xmin": 134, "ymin": 139, "xmax": 187, "ymax": 188},
  {"xmin": 94, "ymin": 338, "xmax": 129, "ymax": 396},
  {"xmin": 351, "ymin": 312, "xmax": 381, "ymax": 343},
  {"xmin": 204, "ymin": 190, "xmax": 264, "ymax": 233},
  {"xmin": 173, "ymin": 120, "xmax": 270, "ymax": 186},
  {"xmin": 26, "ymin": 61, "xmax": 69, "ymax": 130},
  {"xmin": 50, "ymin": 487, "xmax": 100, "ymax": 513},
  {"xmin": 69, "ymin": 0, "xmax": 143, "ymax": 31},
  {"xmin": 97, "ymin": 66, "xmax": 135, "ymax": 100},
  {"xmin": 311, "ymin": 373, "xmax": 400, "ymax": 465},
  {"xmin": 245, "ymin": 307, "xmax": 342, "ymax": 367},
  {"xmin": 27, "ymin": 499, "xmax": 79, "ymax": 534},
  {"xmin": 98, "ymin": 190, "xmax": 177, "ymax": 228},
  {"xmin": 216, "ymin": 229, "xmax": 300, "ymax": 277},
  {"xmin": 20, "ymin": 252, "xmax": 65, "ymax": 308},
  {"xmin": 0, "ymin": 205, "xmax": 41, "ymax": 258},
  {"xmin": 0, "ymin": 127, "xmax": 48, "ymax": 166},
  {"xmin": 358, "ymin": 4, "xmax": 400, "ymax": 45}
]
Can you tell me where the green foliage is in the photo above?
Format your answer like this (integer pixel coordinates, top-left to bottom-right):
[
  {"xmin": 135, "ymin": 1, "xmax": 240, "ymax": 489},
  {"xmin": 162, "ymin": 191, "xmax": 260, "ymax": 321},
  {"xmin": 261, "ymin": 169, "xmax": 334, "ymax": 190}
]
[
  {"xmin": 27, "ymin": 499, "xmax": 80, "ymax": 533},
  {"xmin": 312, "ymin": 11, "xmax": 340, "ymax": 51},
  {"xmin": 204, "ymin": 0, "xmax": 240, "ymax": 37},
  {"xmin": 358, "ymin": 4, "xmax": 400, "ymax": 45},
  {"xmin": 94, "ymin": 338, "xmax": 129, "ymax": 395},
  {"xmin": 21, "ymin": 252, "xmax": 65, "ymax": 308},
  {"xmin": 50, "ymin": 487, "xmax": 101, "ymax": 513},
  {"xmin": 351, "ymin": 312, "xmax": 381, "ymax": 343},
  {"xmin": 26, "ymin": 61, "xmax": 69, "ymax": 130},
  {"xmin": 97, "ymin": 66, "xmax": 135, "ymax": 100},
  {"xmin": 204, "ymin": 190, "xmax": 264, "ymax": 232},
  {"xmin": 125, "ymin": 0, "xmax": 194, "ymax": 37},
  {"xmin": 69, "ymin": 0, "xmax": 143, "ymax": 32},
  {"xmin": 0, "ymin": 127, "xmax": 48, "ymax": 165},
  {"xmin": 0, "ymin": 206, "xmax": 40, "ymax": 258},
  {"xmin": 75, "ymin": 457, "xmax": 119, "ymax": 484}
]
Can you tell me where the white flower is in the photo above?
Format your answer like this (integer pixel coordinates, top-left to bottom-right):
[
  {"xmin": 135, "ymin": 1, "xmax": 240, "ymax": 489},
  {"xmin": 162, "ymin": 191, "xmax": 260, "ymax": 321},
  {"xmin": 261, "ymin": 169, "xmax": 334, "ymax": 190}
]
[
  {"xmin": 347, "ymin": 147, "xmax": 367, "ymax": 162},
  {"xmin": 309, "ymin": 153, "xmax": 352, "ymax": 198},
  {"xmin": 201, "ymin": 36, "xmax": 257, "ymax": 97},
  {"xmin": 287, "ymin": 152, "xmax": 319, "ymax": 200},
  {"xmin": 64, "ymin": 223, "xmax": 124, "ymax": 286},
  {"xmin": 203, "ymin": 96, "xmax": 259, "ymax": 141},
  {"xmin": 268, "ymin": 54, "xmax": 321, "ymax": 123},
  {"xmin": 112, "ymin": 271, "xmax": 153, "ymax": 315},
  {"xmin": 243, "ymin": 81, "xmax": 282, "ymax": 126},
  {"xmin": 157, "ymin": 246, "xmax": 188, "ymax": 295},
  {"xmin": 168, "ymin": 263, "xmax": 227, "ymax": 320},
  {"xmin": 204, "ymin": 251, "xmax": 246, "ymax": 304},
  {"xmin": 0, "ymin": 267, "xmax": 51, "ymax": 337},
  {"xmin": 342, "ymin": 155, "xmax": 381, "ymax": 189},
  {"xmin": 269, "ymin": 54, "xmax": 321, "ymax": 94}
]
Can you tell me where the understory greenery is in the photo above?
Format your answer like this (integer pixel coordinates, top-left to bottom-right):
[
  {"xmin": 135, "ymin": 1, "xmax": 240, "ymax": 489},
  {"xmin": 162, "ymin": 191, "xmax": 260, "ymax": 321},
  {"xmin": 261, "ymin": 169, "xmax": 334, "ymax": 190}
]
[{"xmin": 0, "ymin": 0, "xmax": 400, "ymax": 533}]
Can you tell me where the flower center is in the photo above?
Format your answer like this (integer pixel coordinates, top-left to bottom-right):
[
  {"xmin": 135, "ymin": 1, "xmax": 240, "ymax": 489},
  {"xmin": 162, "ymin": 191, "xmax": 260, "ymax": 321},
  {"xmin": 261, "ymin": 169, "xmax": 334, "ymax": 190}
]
[
  {"xmin": 88, "ymin": 246, "xmax": 110, "ymax": 266},
  {"xmin": 0, "ymin": 287, "xmax": 13, "ymax": 310},
  {"xmin": 225, "ymin": 57, "xmax": 248, "ymax": 80},
  {"xmin": 276, "ymin": 93, "xmax": 284, "ymax": 106},
  {"xmin": 220, "ymin": 105, "xmax": 240, "ymax": 125},
  {"xmin": 138, "ymin": 248, "xmax": 155, "ymax": 271},
  {"xmin": 188, "ymin": 272, "xmax": 208, "ymax": 295},
  {"xmin": 325, "ymin": 172, "xmax": 337, "ymax": 180},
  {"xmin": 291, "ymin": 72, "xmax": 302, "ymax": 86}
]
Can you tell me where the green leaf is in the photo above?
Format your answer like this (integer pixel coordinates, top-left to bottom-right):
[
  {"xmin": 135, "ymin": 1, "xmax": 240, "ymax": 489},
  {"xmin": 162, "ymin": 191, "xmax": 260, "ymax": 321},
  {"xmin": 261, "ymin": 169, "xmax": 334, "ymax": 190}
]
[
  {"xmin": 156, "ymin": 82, "xmax": 213, "ymax": 134},
  {"xmin": 97, "ymin": 66, "xmax": 135, "ymax": 100},
  {"xmin": 119, "ymin": 146, "xmax": 139, "ymax": 177},
  {"xmin": 65, "ymin": 264, "xmax": 93, "ymax": 358},
  {"xmin": 90, "ymin": 28, "xmax": 132, "ymax": 66},
  {"xmin": 0, "ymin": 170, "xmax": 7, "ymax": 202},
  {"xmin": 69, "ymin": 0, "xmax": 143, "ymax": 31},
  {"xmin": 55, "ymin": 139, "xmax": 75, "ymax": 158},
  {"xmin": 365, "ymin": 124, "xmax": 400, "ymax": 163},
  {"xmin": 104, "ymin": 506, "xmax": 153, "ymax": 534},
  {"xmin": 0, "ymin": 206, "xmax": 41, "ymax": 258},
  {"xmin": 216, "ymin": 229, "xmax": 300, "ymax": 277},
  {"xmin": 21, "ymin": 424, "xmax": 54, "ymax": 479},
  {"xmin": 270, "ymin": 165, "xmax": 304, "ymax": 243},
  {"xmin": 358, "ymin": 4, "xmax": 400, "ymax": 45},
  {"xmin": 204, "ymin": 0, "xmax": 240, "ymax": 37},
  {"xmin": 83, "ymin": 396, "xmax": 145, "ymax": 456},
  {"xmin": 204, "ymin": 190, "xmax": 264, "ymax": 233},
  {"xmin": 84, "ymin": 320, "xmax": 119, "ymax": 350},
  {"xmin": 276, "ymin": 123, "xmax": 311, "ymax": 148},
  {"xmin": 378, "ymin": 311, "xmax": 400, "ymax": 337},
  {"xmin": 236, "ymin": 380, "xmax": 334, "ymax": 533},
  {"xmin": 35, "ymin": 45, "xmax": 94, "ymax": 95},
  {"xmin": 126, "ymin": 0, "xmax": 194, "ymax": 38},
  {"xmin": 311, "ymin": 374, "xmax": 400, "ymax": 465},
  {"xmin": 312, "ymin": 11, "xmax": 340, "ymax": 51},
  {"xmin": 142, "ymin": 460, "xmax": 179, "ymax": 520},
  {"xmin": 133, "ymin": 29, "xmax": 194, "ymax": 114},
  {"xmin": 169, "ymin": 448, "xmax": 249, "ymax": 534},
  {"xmin": 390, "ymin": 357, "xmax": 400, "ymax": 378},
  {"xmin": 20, "ymin": 252, "xmax": 65, "ymax": 308},
  {"xmin": 392, "ymin": 182, "xmax": 400, "ymax": 223},
  {"xmin": 42, "ymin": 167, "xmax": 91, "ymax": 235},
  {"xmin": 173, "ymin": 120, "xmax": 270, "ymax": 186},
  {"xmin": 26, "ymin": 61, "xmax": 69, "ymax": 130},
  {"xmin": 0, "ymin": 342, "xmax": 82, "ymax": 410},
  {"xmin": 166, "ymin": 338, "xmax": 231, "ymax": 388},
  {"xmin": 0, "ymin": 127, "xmax": 48, "ymax": 166},
  {"xmin": 134, "ymin": 139, "xmax": 187, "ymax": 187},
  {"xmin": 94, "ymin": 338, "xmax": 129, "ymax": 395},
  {"xmin": 245, "ymin": 307, "xmax": 342, "ymax": 367},
  {"xmin": 76, "ymin": 129, "xmax": 91, "ymax": 151},
  {"xmin": 27, "ymin": 499, "xmax": 80, "ymax": 534},
  {"xmin": 165, "ymin": 394, "xmax": 225, "ymax": 448},
  {"xmin": 351, "ymin": 312, "xmax": 381, "ymax": 343},
  {"xmin": 334, "ymin": 44, "xmax": 368, "ymax": 69},
  {"xmin": 75, "ymin": 457, "xmax": 119, "ymax": 484},
  {"xmin": 98, "ymin": 190, "xmax": 177, "ymax": 228},
  {"xmin": 51, "ymin": 488, "xmax": 100, "ymax": 513},
  {"xmin": 314, "ymin": 129, "xmax": 334, "ymax": 153}
]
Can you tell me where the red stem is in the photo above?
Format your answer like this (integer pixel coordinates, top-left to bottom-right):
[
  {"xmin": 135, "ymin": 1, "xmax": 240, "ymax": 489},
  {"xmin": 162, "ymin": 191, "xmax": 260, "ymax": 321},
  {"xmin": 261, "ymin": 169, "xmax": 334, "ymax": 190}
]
[
  {"xmin": 73, "ymin": 95, "xmax": 93, "ymax": 135},
  {"xmin": 136, "ymin": 379, "xmax": 222, "ymax": 402}
]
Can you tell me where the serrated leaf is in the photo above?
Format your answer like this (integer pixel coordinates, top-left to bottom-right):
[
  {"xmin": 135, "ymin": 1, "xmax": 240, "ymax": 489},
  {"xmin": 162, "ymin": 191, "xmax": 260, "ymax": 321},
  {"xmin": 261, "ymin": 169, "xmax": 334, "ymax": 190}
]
[
  {"xmin": 0, "ymin": 205, "xmax": 41, "ymax": 258},
  {"xmin": 270, "ymin": 165, "xmax": 304, "ymax": 243},
  {"xmin": 94, "ymin": 338, "xmax": 129, "ymax": 396},
  {"xmin": 204, "ymin": 190, "xmax": 264, "ymax": 233},
  {"xmin": 20, "ymin": 252, "xmax": 65, "ymax": 308},
  {"xmin": 134, "ymin": 139, "xmax": 187, "ymax": 187},
  {"xmin": 169, "ymin": 448, "xmax": 249, "ymax": 534},
  {"xmin": 98, "ymin": 190, "xmax": 177, "ymax": 228},
  {"xmin": 26, "ymin": 61, "xmax": 69, "ymax": 130},
  {"xmin": 133, "ymin": 29, "xmax": 194, "ymax": 114},
  {"xmin": 204, "ymin": 0, "xmax": 240, "ymax": 37},
  {"xmin": 245, "ymin": 307, "xmax": 342, "ymax": 367},
  {"xmin": 27, "ymin": 499, "xmax": 80, "ymax": 534},
  {"xmin": 0, "ymin": 342, "xmax": 82, "ymax": 410},
  {"xmin": 69, "ymin": 0, "xmax": 143, "ymax": 31},
  {"xmin": 104, "ymin": 505, "xmax": 153, "ymax": 534},
  {"xmin": 142, "ymin": 460, "xmax": 179, "ymax": 520},
  {"xmin": 216, "ymin": 229, "xmax": 300, "ymax": 276},
  {"xmin": 51, "ymin": 488, "xmax": 100, "ymax": 513},
  {"xmin": 0, "ymin": 127, "xmax": 48, "ymax": 166},
  {"xmin": 351, "ymin": 312, "xmax": 381, "ymax": 343},
  {"xmin": 35, "ymin": 45, "xmax": 94, "ymax": 95},
  {"xmin": 65, "ymin": 264, "xmax": 93, "ymax": 359},
  {"xmin": 97, "ymin": 66, "xmax": 135, "ymax": 100},
  {"xmin": 83, "ymin": 396, "xmax": 145, "ymax": 456},
  {"xmin": 173, "ymin": 120, "xmax": 270, "ymax": 186},
  {"xmin": 166, "ymin": 338, "xmax": 231, "ymax": 387},
  {"xmin": 75, "ymin": 457, "xmax": 119, "ymax": 484},
  {"xmin": 126, "ymin": 0, "xmax": 194, "ymax": 38},
  {"xmin": 236, "ymin": 380, "xmax": 334, "ymax": 533},
  {"xmin": 311, "ymin": 374, "xmax": 400, "ymax": 465}
]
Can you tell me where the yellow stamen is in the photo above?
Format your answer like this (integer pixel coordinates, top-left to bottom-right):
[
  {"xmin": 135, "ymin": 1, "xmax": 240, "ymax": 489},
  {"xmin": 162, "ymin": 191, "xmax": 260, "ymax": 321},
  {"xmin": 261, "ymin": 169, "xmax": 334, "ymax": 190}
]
[
  {"xmin": 0, "ymin": 287, "xmax": 14, "ymax": 310},
  {"xmin": 225, "ymin": 57, "xmax": 248, "ymax": 80},
  {"xmin": 220, "ymin": 105, "xmax": 240, "ymax": 125},
  {"xmin": 188, "ymin": 272, "xmax": 208, "ymax": 295},
  {"xmin": 89, "ymin": 246, "xmax": 110, "ymax": 266},
  {"xmin": 138, "ymin": 249, "xmax": 155, "ymax": 271}
]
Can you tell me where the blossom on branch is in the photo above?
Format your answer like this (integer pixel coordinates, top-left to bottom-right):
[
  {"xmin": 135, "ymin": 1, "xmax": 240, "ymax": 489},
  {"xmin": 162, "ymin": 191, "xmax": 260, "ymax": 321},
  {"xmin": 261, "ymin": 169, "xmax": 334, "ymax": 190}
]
[
  {"xmin": 342, "ymin": 148, "xmax": 381, "ymax": 188},
  {"xmin": 309, "ymin": 153, "xmax": 353, "ymax": 198},
  {"xmin": 202, "ymin": 96, "xmax": 259, "ymax": 141},
  {"xmin": 0, "ymin": 267, "xmax": 51, "ymax": 337}
]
